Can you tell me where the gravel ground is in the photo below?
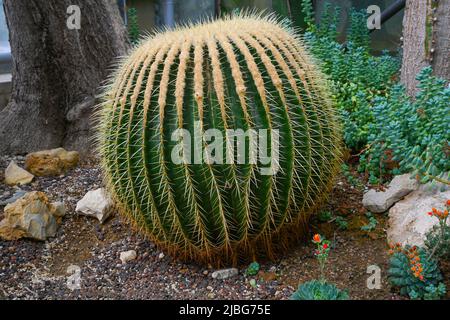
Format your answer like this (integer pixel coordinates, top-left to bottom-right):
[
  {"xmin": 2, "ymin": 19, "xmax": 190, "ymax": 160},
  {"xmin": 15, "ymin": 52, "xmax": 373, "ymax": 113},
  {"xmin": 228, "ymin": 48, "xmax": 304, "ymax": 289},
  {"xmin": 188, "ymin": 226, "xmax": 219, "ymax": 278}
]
[{"xmin": 0, "ymin": 154, "xmax": 413, "ymax": 300}]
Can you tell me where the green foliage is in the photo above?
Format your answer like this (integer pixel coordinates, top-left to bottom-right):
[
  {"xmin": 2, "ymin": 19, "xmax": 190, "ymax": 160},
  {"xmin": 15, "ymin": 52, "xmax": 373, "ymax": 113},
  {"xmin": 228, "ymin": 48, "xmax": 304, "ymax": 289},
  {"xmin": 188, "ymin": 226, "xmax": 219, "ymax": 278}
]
[
  {"xmin": 300, "ymin": 0, "xmax": 314, "ymax": 29},
  {"xmin": 335, "ymin": 216, "xmax": 348, "ymax": 230},
  {"xmin": 290, "ymin": 280, "xmax": 349, "ymax": 300},
  {"xmin": 300, "ymin": 2, "xmax": 400, "ymax": 151},
  {"xmin": 421, "ymin": 283, "xmax": 447, "ymax": 300},
  {"xmin": 425, "ymin": 201, "xmax": 450, "ymax": 260},
  {"xmin": 318, "ymin": 211, "xmax": 332, "ymax": 222},
  {"xmin": 425, "ymin": 224, "xmax": 450, "ymax": 260},
  {"xmin": 127, "ymin": 8, "xmax": 140, "ymax": 46},
  {"xmin": 360, "ymin": 67, "xmax": 450, "ymax": 184},
  {"xmin": 360, "ymin": 212, "xmax": 377, "ymax": 232},
  {"xmin": 246, "ymin": 262, "xmax": 260, "ymax": 276},
  {"xmin": 388, "ymin": 246, "xmax": 445, "ymax": 299},
  {"xmin": 341, "ymin": 163, "xmax": 363, "ymax": 188}
]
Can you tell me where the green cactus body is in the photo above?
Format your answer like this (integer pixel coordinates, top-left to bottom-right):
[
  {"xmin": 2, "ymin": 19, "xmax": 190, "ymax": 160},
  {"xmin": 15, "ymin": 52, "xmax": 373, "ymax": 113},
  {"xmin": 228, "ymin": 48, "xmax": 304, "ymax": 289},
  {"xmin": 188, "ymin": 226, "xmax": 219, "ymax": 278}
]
[{"xmin": 97, "ymin": 14, "xmax": 342, "ymax": 265}]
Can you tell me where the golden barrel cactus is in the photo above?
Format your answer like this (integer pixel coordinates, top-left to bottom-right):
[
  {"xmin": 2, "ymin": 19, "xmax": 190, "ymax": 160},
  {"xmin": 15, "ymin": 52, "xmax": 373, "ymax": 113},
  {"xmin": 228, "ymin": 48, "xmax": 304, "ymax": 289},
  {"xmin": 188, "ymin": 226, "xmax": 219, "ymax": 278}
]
[{"xmin": 97, "ymin": 14, "xmax": 342, "ymax": 265}]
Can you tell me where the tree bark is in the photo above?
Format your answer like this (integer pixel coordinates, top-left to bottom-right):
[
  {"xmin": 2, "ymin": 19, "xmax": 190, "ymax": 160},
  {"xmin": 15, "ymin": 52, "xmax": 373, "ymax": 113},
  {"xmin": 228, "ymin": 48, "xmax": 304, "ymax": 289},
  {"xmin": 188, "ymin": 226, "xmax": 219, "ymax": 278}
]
[
  {"xmin": 401, "ymin": 0, "xmax": 450, "ymax": 96},
  {"xmin": 0, "ymin": 0, "xmax": 129, "ymax": 155}
]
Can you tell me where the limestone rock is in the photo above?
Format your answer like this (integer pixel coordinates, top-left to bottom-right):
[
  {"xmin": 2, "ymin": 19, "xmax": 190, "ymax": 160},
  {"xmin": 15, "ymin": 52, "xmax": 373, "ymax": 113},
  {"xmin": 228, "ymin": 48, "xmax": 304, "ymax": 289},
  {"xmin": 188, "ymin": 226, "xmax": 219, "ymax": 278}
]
[
  {"xmin": 211, "ymin": 268, "xmax": 239, "ymax": 280},
  {"xmin": 387, "ymin": 184, "xmax": 450, "ymax": 247},
  {"xmin": 75, "ymin": 188, "xmax": 114, "ymax": 223},
  {"xmin": 25, "ymin": 148, "xmax": 79, "ymax": 176},
  {"xmin": 4, "ymin": 161, "xmax": 34, "ymax": 186},
  {"xmin": 120, "ymin": 250, "xmax": 137, "ymax": 264},
  {"xmin": 0, "ymin": 191, "xmax": 64, "ymax": 241},
  {"xmin": 362, "ymin": 174, "xmax": 419, "ymax": 213},
  {"xmin": 0, "ymin": 189, "xmax": 27, "ymax": 206}
]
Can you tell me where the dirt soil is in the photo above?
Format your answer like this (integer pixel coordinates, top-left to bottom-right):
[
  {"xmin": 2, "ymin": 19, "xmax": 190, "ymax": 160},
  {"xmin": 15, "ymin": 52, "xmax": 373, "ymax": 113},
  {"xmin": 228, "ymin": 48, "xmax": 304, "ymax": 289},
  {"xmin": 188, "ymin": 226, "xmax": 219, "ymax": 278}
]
[{"xmin": 0, "ymin": 155, "xmax": 448, "ymax": 300}]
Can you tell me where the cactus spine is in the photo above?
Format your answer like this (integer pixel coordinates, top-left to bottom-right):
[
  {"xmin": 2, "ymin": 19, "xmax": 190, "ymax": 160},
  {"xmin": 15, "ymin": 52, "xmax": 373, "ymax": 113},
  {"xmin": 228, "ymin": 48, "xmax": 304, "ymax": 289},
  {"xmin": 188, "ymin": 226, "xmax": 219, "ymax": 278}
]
[{"xmin": 97, "ymin": 14, "xmax": 342, "ymax": 265}]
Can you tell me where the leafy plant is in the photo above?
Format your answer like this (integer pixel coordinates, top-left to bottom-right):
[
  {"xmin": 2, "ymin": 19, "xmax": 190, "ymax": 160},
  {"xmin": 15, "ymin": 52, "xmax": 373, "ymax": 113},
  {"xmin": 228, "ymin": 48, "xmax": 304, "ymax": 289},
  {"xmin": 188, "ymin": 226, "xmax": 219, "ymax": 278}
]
[
  {"xmin": 360, "ymin": 67, "xmax": 450, "ymax": 185},
  {"xmin": 291, "ymin": 234, "xmax": 349, "ymax": 300},
  {"xmin": 425, "ymin": 200, "xmax": 450, "ymax": 260},
  {"xmin": 98, "ymin": 15, "xmax": 342, "ymax": 264},
  {"xmin": 361, "ymin": 212, "xmax": 378, "ymax": 232},
  {"xmin": 300, "ymin": 2, "xmax": 400, "ymax": 151},
  {"xmin": 388, "ymin": 244, "xmax": 446, "ymax": 299},
  {"xmin": 335, "ymin": 216, "xmax": 348, "ymax": 230},
  {"xmin": 246, "ymin": 262, "xmax": 260, "ymax": 276},
  {"xmin": 290, "ymin": 280, "xmax": 349, "ymax": 300},
  {"xmin": 318, "ymin": 211, "xmax": 333, "ymax": 222},
  {"xmin": 127, "ymin": 7, "xmax": 140, "ymax": 46},
  {"xmin": 341, "ymin": 163, "xmax": 363, "ymax": 188},
  {"xmin": 312, "ymin": 234, "xmax": 331, "ymax": 282}
]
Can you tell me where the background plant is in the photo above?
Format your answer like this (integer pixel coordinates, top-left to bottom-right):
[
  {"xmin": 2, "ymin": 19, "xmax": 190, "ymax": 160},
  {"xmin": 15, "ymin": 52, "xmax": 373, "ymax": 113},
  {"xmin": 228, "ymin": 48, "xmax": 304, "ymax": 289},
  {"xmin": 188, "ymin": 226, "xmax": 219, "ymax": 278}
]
[
  {"xmin": 127, "ymin": 7, "xmax": 140, "ymax": 46},
  {"xmin": 300, "ymin": 2, "xmax": 400, "ymax": 151},
  {"xmin": 360, "ymin": 212, "xmax": 378, "ymax": 232},
  {"xmin": 359, "ymin": 67, "xmax": 450, "ymax": 185}
]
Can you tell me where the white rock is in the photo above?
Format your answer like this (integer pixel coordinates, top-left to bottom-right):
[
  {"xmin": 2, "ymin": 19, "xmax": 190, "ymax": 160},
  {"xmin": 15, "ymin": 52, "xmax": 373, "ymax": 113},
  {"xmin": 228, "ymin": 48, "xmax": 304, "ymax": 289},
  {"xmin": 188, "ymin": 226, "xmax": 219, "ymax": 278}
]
[
  {"xmin": 158, "ymin": 252, "xmax": 165, "ymax": 259},
  {"xmin": 4, "ymin": 161, "xmax": 34, "ymax": 186},
  {"xmin": 211, "ymin": 268, "xmax": 239, "ymax": 280},
  {"xmin": 120, "ymin": 250, "xmax": 137, "ymax": 264},
  {"xmin": 362, "ymin": 174, "xmax": 419, "ymax": 213},
  {"xmin": 387, "ymin": 183, "xmax": 450, "ymax": 247},
  {"xmin": 75, "ymin": 188, "xmax": 113, "ymax": 223}
]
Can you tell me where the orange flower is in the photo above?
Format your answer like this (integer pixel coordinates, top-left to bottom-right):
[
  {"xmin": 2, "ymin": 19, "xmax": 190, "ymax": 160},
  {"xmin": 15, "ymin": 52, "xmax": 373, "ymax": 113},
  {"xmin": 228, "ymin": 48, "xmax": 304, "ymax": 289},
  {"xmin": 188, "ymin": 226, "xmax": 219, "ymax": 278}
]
[
  {"xmin": 313, "ymin": 234, "xmax": 321, "ymax": 243},
  {"xmin": 446, "ymin": 199, "xmax": 450, "ymax": 206}
]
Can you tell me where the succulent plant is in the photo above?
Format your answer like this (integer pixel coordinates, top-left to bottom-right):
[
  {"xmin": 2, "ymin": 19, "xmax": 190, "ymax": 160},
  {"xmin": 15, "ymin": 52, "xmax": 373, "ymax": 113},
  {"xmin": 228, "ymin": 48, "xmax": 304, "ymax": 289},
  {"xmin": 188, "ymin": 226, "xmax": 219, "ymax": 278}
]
[
  {"xmin": 388, "ymin": 246, "xmax": 445, "ymax": 299},
  {"xmin": 290, "ymin": 280, "xmax": 349, "ymax": 300},
  {"xmin": 97, "ymin": 14, "xmax": 342, "ymax": 265},
  {"xmin": 245, "ymin": 262, "xmax": 260, "ymax": 276}
]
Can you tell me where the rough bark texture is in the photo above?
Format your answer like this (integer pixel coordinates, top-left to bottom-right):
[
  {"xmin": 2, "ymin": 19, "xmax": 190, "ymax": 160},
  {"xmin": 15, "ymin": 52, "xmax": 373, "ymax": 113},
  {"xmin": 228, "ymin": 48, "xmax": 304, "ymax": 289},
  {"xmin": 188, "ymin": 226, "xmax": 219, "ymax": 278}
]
[
  {"xmin": 432, "ymin": 0, "xmax": 450, "ymax": 81},
  {"xmin": 0, "ymin": 0, "xmax": 129, "ymax": 155},
  {"xmin": 401, "ymin": 0, "xmax": 450, "ymax": 96}
]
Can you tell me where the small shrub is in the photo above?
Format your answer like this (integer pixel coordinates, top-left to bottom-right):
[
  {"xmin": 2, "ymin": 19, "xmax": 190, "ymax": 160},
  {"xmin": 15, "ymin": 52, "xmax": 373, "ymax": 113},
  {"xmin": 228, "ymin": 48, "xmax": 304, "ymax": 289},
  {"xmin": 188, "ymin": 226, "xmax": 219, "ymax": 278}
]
[
  {"xmin": 300, "ymin": 2, "xmax": 400, "ymax": 151},
  {"xmin": 425, "ymin": 200, "xmax": 450, "ymax": 260},
  {"xmin": 360, "ymin": 67, "xmax": 450, "ymax": 185}
]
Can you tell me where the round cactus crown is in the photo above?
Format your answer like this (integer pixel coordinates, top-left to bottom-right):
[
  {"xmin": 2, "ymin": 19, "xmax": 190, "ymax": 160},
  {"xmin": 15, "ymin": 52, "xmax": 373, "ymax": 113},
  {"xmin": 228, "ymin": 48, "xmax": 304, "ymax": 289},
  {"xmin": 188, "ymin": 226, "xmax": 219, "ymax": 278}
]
[{"xmin": 97, "ymin": 13, "xmax": 342, "ymax": 265}]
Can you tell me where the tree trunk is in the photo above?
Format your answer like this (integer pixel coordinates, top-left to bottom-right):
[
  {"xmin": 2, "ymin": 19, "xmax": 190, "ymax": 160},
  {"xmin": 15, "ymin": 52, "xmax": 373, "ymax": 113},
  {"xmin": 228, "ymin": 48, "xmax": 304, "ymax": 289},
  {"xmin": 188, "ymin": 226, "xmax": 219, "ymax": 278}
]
[
  {"xmin": 401, "ymin": 0, "xmax": 450, "ymax": 96},
  {"xmin": 0, "ymin": 0, "xmax": 129, "ymax": 155}
]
